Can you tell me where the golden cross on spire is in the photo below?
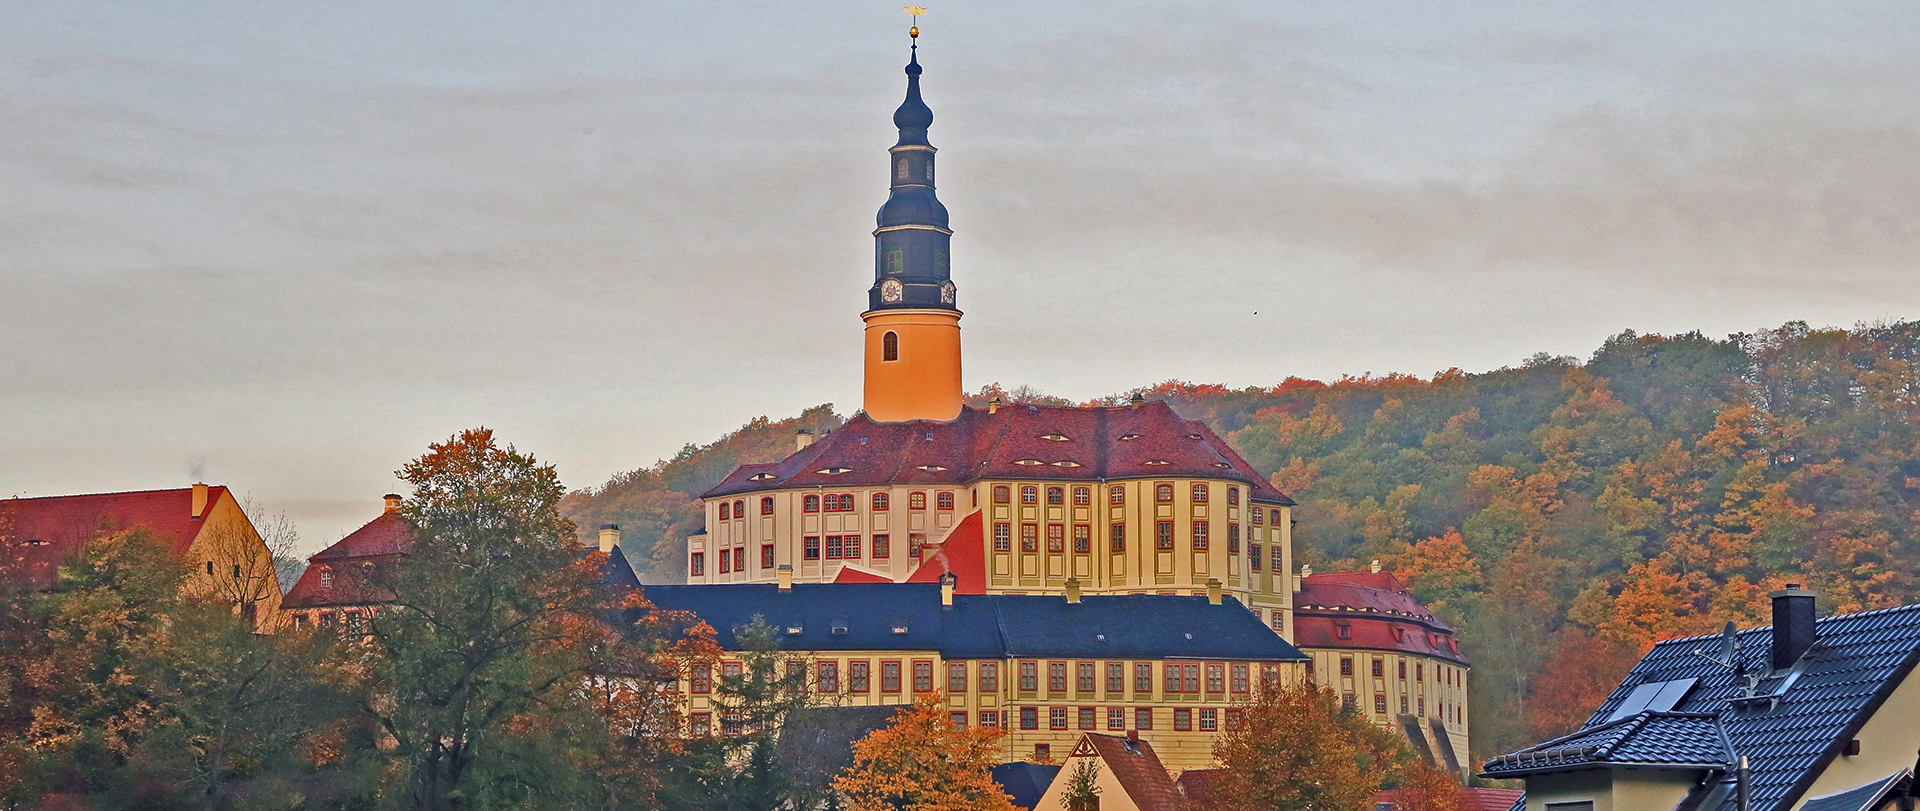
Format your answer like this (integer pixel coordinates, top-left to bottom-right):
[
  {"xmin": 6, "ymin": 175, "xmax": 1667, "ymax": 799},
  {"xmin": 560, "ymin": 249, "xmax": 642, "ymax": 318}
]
[{"xmin": 903, "ymin": 6, "xmax": 926, "ymax": 39}]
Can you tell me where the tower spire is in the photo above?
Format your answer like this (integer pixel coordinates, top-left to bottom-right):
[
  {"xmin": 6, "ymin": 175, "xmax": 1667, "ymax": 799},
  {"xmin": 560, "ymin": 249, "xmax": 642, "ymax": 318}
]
[{"xmin": 862, "ymin": 9, "xmax": 963, "ymax": 423}]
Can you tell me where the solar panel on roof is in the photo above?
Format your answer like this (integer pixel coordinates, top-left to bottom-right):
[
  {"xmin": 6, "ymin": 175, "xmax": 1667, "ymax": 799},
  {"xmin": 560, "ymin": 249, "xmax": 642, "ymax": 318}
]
[{"xmin": 1603, "ymin": 677, "xmax": 1698, "ymax": 722}]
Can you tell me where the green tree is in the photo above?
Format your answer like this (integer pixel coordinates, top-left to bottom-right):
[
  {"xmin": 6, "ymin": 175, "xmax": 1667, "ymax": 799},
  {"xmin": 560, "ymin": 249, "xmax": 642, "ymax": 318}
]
[{"xmin": 1204, "ymin": 680, "xmax": 1404, "ymax": 811}]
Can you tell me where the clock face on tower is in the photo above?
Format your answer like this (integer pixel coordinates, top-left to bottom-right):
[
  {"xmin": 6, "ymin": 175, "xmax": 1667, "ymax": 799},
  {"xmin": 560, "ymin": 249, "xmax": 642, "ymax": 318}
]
[
  {"xmin": 940, "ymin": 281, "xmax": 956, "ymax": 305},
  {"xmin": 881, "ymin": 278, "xmax": 904, "ymax": 303}
]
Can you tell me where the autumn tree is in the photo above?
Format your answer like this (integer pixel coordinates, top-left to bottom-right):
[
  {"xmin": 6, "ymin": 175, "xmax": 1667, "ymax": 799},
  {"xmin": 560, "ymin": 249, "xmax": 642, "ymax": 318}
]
[
  {"xmin": 1387, "ymin": 759, "xmax": 1465, "ymax": 811},
  {"xmin": 834, "ymin": 693, "xmax": 1017, "ymax": 811},
  {"xmin": 1203, "ymin": 680, "xmax": 1404, "ymax": 811}
]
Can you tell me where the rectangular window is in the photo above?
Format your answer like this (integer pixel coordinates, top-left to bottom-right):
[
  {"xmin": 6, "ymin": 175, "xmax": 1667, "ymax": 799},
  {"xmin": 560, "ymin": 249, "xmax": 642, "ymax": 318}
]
[
  {"xmin": 847, "ymin": 535, "xmax": 863, "ymax": 558},
  {"xmin": 979, "ymin": 711, "xmax": 999, "ymax": 728},
  {"xmin": 1251, "ymin": 506, "xmax": 1262, "ymax": 524},
  {"xmin": 1034, "ymin": 743, "xmax": 1051, "ymax": 761},
  {"xmin": 804, "ymin": 494, "xmax": 820, "ymax": 512},
  {"xmin": 1047, "ymin": 524, "xmax": 1065, "ymax": 553},
  {"xmin": 1164, "ymin": 663, "xmax": 1181, "ymax": 693},
  {"xmin": 1250, "ymin": 544, "xmax": 1262, "ymax": 571},
  {"xmin": 1106, "ymin": 663, "xmax": 1125, "ymax": 693},
  {"xmin": 938, "ymin": 492, "xmax": 954, "ymax": 510},
  {"xmin": 994, "ymin": 485, "xmax": 1010, "ymax": 503},
  {"xmin": 1048, "ymin": 662, "xmax": 1067, "ymax": 693},
  {"xmin": 1375, "ymin": 694, "xmax": 1388, "ymax": 714},
  {"xmin": 949, "ymin": 711, "xmax": 967, "ymax": 730},
  {"xmin": 993, "ymin": 523, "xmax": 1011, "ymax": 552},
  {"xmin": 1021, "ymin": 524, "xmax": 1039, "ymax": 552},
  {"xmin": 1228, "ymin": 524, "xmax": 1240, "ymax": 553},
  {"xmin": 1417, "ymin": 663, "xmax": 1425, "ymax": 681},
  {"xmin": 1398, "ymin": 661, "xmax": 1407, "ymax": 680},
  {"xmin": 1108, "ymin": 707, "xmax": 1126, "ymax": 730},
  {"xmin": 817, "ymin": 661, "xmax": 839, "ymax": 692},
  {"xmin": 1109, "ymin": 524, "xmax": 1126, "ymax": 553},
  {"xmin": 1340, "ymin": 657, "xmax": 1353, "ymax": 676},
  {"xmin": 948, "ymin": 662, "xmax": 968, "ymax": 693},
  {"xmin": 1019, "ymin": 661, "xmax": 1039, "ymax": 692},
  {"xmin": 1049, "ymin": 707, "xmax": 1068, "ymax": 730},
  {"xmin": 1206, "ymin": 663, "xmax": 1225, "ymax": 694},
  {"xmin": 1156, "ymin": 483, "xmax": 1174, "ymax": 502},
  {"xmin": 691, "ymin": 665, "xmax": 711, "ymax": 694},
  {"xmin": 913, "ymin": 661, "xmax": 934, "ymax": 692},
  {"xmin": 979, "ymin": 662, "xmax": 998, "ymax": 692},
  {"xmin": 1419, "ymin": 698, "xmax": 1426, "ymax": 716},
  {"xmin": 719, "ymin": 549, "xmax": 731, "ymax": 573},
  {"xmin": 1183, "ymin": 664, "xmax": 1200, "ymax": 694},
  {"xmin": 873, "ymin": 534, "xmax": 889, "ymax": 558},
  {"xmin": 1227, "ymin": 488, "xmax": 1239, "ymax": 506},
  {"xmin": 1021, "ymin": 486, "xmax": 1038, "ymax": 504},
  {"xmin": 690, "ymin": 552, "xmax": 705, "ymax": 576},
  {"xmin": 1109, "ymin": 486, "xmax": 1125, "ymax": 505},
  {"xmin": 1077, "ymin": 707, "xmax": 1096, "ymax": 730},
  {"xmin": 825, "ymin": 535, "xmax": 843, "ymax": 559},
  {"xmin": 1231, "ymin": 664, "xmax": 1250, "ymax": 694},
  {"xmin": 690, "ymin": 712, "xmax": 711, "ymax": 736},
  {"xmin": 1343, "ymin": 693, "xmax": 1357, "ymax": 710},
  {"xmin": 1271, "ymin": 508, "xmax": 1283, "ymax": 525},
  {"xmin": 1073, "ymin": 524, "xmax": 1091, "ymax": 554},
  {"xmin": 850, "ymin": 661, "xmax": 870, "ymax": 692},
  {"xmin": 1135, "ymin": 663, "xmax": 1153, "ymax": 693},
  {"xmin": 1135, "ymin": 707, "xmax": 1153, "ymax": 730},
  {"xmin": 803, "ymin": 537, "xmax": 820, "ymax": 560},
  {"xmin": 1192, "ymin": 521, "xmax": 1209, "ymax": 551},
  {"xmin": 734, "ymin": 547, "xmax": 746, "ymax": 572},
  {"xmin": 1020, "ymin": 707, "xmax": 1039, "ymax": 730},
  {"xmin": 1073, "ymin": 487, "xmax": 1090, "ymax": 505},
  {"xmin": 1046, "ymin": 487, "xmax": 1064, "ymax": 505},
  {"xmin": 761, "ymin": 544, "xmax": 775, "ymax": 569},
  {"xmin": 1077, "ymin": 662, "xmax": 1096, "ymax": 692},
  {"xmin": 1199, "ymin": 708, "xmax": 1218, "ymax": 731},
  {"xmin": 1174, "ymin": 708, "xmax": 1192, "ymax": 731},
  {"xmin": 874, "ymin": 492, "xmax": 890, "ymax": 511},
  {"xmin": 1372, "ymin": 658, "xmax": 1384, "ymax": 678},
  {"xmin": 1192, "ymin": 483, "xmax": 1208, "ymax": 502},
  {"xmin": 1156, "ymin": 521, "xmax": 1174, "ymax": 550},
  {"xmin": 762, "ymin": 497, "xmax": 775, "ymax": 515},
  {"xmin": 882, "ymin": 661, "xmax": 902, "ymax": 693},
  {"xmin": 909, "ymin": 492, "xmax": 926, "ymax": 510}
]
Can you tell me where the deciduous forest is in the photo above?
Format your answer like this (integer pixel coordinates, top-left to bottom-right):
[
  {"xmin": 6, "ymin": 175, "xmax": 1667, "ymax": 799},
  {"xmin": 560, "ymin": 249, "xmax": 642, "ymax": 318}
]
[{"xmin": 563, "ymin": 320, "xmax": 1920, "ymax": 763}]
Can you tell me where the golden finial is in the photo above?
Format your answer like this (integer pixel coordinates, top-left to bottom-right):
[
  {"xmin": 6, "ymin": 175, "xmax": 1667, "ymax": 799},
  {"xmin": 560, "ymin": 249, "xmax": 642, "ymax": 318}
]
[{"xmin": 904, "ymin": 6, "xmax": 926, "ymax": 39}]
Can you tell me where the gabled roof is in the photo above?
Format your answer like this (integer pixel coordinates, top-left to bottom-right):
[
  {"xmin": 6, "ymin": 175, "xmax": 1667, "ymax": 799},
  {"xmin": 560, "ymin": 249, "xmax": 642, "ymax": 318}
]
[
  {"xmin": 633, "ymin": 583, "xmax": 1308, "ymax": 662},
  {"xmin": 992, "ymin": 762, "xmax": 1061, "ymax": 811},
  {"xmin": 1074, "ymin": 733, "xmax": 1182, "ymax": 811},
  {"xmin": 1800, "ymin": 770, "xmax": 1911, "ymax": 811},
  {"xmin": 283, "ymin": 511, "xmax": 413, "ymax": 609},
  {"xmin": 1292, "ymin": 570, "xmax": 1466, "ymax": 664},
  {"xmin": 1485, "ymin": 603, "xmax": 1920, "ymax": 811},
  {"xmin": 903, "ymin": 510, "xmax": 987, "ymax": 593},
  {"xmin": 1482, "ymin": 711, "xmax": 1732, "ymax": 775},
  {"xmin": 700, "ymin": 402, "xmax": 1294, "ymax": 505},
  {"xmin": 2, "ymin": 486, "xmax": 231, "ymax": 590}
]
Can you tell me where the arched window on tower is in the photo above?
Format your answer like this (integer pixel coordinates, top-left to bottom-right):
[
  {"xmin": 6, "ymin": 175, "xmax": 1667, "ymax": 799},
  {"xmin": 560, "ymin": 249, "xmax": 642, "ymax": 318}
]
[
  {"xmin": 897, "ymin": 158, "xmax": 910, "ymax": 180},
  {"xmin": 883, "ymin": 332, "xmax": 899, "ymax": 361}
]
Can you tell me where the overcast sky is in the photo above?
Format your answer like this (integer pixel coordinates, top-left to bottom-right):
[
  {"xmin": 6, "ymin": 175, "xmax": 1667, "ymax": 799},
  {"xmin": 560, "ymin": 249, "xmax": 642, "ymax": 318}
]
[{"xmin": 5, "ymin": 2, "xmax": 1918, "ymax": 554}]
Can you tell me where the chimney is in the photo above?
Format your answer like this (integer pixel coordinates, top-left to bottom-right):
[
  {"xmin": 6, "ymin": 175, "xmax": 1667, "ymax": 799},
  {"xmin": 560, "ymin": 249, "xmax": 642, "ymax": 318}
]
[
  {"xmin": 1296, "ymin": 564, "xmax": 1311, "ymax": 593},
  {"xmin": 1370, "ymin": 559, "xmax": 1382, "ymax": 574},
  {"xmin": 940, "ymin": 571, "xmax": 957, "ymax": 608},
  {"xmin": 598, "ymin": 524, "xmax": 621, "ymax": 554},
  {"xmin": 1065, "ymin": 577, "xmax": 1081, "ymax": 604},
  {"xmin": 383, "ymin": 493, "xmax": 403, "ymax": 515},
  {"xmin": 987, "ymin": 396, "xmax": 1001, "ymax": 415},
  {"xmin": 1770, "ymin": 583, "xmax": 1818, "ymax": 670},
  {"xmin": 777, "ymin": 564, "xmax": 793, "ymax": 592},
  {"xmin": 191, "ymin": 482, "xmax": 209, "ymax": 519},
  {"xmin": 1129, "ymin": 392, "xmax": 1144, "ymax": 409},
  {"xmin": 795, "ymin": 430, "xmax": 814, "ymax": 451},
  {"xmin": 1207, "ymin": 578, "xmax": 1223, "ymax": 605}
]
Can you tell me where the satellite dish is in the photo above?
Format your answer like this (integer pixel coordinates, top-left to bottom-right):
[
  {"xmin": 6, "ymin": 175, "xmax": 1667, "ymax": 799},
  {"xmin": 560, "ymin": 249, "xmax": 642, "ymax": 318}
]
[{"xmin": 1693, "ymin": 620, "xmax": 1742, "ymax": 669}]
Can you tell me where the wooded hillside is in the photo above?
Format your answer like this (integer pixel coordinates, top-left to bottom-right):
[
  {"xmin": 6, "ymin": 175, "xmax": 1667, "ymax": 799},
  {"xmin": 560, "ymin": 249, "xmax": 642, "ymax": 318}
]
[{"xmin": 563, "ymin": 320, "xmax": 1920, "ymax": 763}]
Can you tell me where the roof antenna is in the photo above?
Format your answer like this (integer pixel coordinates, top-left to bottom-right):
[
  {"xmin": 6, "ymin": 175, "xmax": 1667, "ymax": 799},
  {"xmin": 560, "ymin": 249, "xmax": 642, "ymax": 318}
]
[{"xmin": 1692, "ymin": 621, "xmax": 1740, "ymax": 669}]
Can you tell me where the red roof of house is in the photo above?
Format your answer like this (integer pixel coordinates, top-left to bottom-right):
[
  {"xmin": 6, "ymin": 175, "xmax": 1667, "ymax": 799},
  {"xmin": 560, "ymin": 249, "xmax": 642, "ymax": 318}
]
[
  {"xmin": 832, "ymin": 565, "xmax": 893, "ymax": 584},
  {"xmin": 1292, "ymin": 570, "xmax": 1467, "ymax": 664},
  {"xmin": 1, "ymin": 486, "xmax": 230, "ymax": 590},
  {"xmin": 701, "ymin": 401, "xmax": 1293, "ymax": 505},
  {"xmin": 903, "ymin": 510, "xmax": 987, "ymax": 594},
  {"xmin": 1075, "ymin": 733, "xmax": 1182, "ymax": 811},
  {"xmin": 282, "ymin": 512, "xmax": 413, "ymax": 610}
]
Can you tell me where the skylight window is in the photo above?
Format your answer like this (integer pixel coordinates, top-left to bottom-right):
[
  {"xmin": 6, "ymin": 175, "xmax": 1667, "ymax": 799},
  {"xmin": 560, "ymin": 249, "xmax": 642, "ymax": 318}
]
[
  {"xmin": 1051, "ymin": 461, "xmax": 1081, "ymax": 467},
  {"xmin": 1014, "ymin": 459, "xmax": 1044, "ymax": 466},
  {"xmin": 1603, "ymin": 677, "xmax": 1698, "ymax": 722},
  {"xmin": 917, "ymin": 465, "xmax": 947, "ymax": 472},
  {"xmin": 1143, "ymin": 460, "xmax": 1170, "ymax": 466},
  {"xmin": 817, "ymin": 467, "xmax": 853, "ymax": 475},
  {"xmin": 1186, "ymin": 433, "xmax": 1204, "ymax": 440},
  {"xmin": 749, "ymin": 473, "xmax": 776, "ymax": 481},
  {"xmin": 1040, "ymin": 433, "xmax": 1069, "ymax": 441},
  {"xmin": 1118, "ymin": 434, "xmax": 1142, "ymax": 441}
]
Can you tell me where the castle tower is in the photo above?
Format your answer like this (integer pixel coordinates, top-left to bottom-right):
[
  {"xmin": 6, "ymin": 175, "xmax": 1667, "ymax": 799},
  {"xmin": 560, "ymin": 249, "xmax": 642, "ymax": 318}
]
[{"xmin": 863, "ymin": 31, "xmax": 962, "ymax": 423}]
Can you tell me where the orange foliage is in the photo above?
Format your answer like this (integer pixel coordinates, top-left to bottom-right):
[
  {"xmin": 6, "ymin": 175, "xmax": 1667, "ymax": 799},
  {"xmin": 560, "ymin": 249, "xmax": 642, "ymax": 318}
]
[
  {"xmin": 1521, "ymin": 629, "xmax": 1640, "ymax": 740},
  {"xmin": 833, "ymin": 693, "xmax": 1016, "ymax": 811}
]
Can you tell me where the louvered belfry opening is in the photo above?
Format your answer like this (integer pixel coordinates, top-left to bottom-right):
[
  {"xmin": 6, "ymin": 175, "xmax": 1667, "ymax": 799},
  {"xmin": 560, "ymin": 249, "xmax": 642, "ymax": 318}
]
[{"xmin": 1770, "ymin": 583, "xmax": 1818, "ymax": 671}]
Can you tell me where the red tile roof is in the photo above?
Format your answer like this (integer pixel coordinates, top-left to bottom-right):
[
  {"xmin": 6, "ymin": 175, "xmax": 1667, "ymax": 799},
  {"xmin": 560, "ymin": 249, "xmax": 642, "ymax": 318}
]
[
  {"xmin": 903, "ymin": 510, "xmax": 987, "ymax": 594},
  {"xmin": 1293, "ymin": 570, "xmax": 1467, "ymax": 664},
  {"xmin": 1076, "ymin": 733, "xmax": 1182, "ymax": 811},
  {"xmin": 1, "ymin": 486, "xmax": 229, "ymax": 590},
  {"xmin": 701, "ymin": 401, "xmax": 1293, "ymax": 505},
  {"xmin": 282, "ymin": 512, "xmax": 412, "ymax": 610},
  {"xmin": 831, "ymin": 565, "xmax": 893, "ymax": 584}
]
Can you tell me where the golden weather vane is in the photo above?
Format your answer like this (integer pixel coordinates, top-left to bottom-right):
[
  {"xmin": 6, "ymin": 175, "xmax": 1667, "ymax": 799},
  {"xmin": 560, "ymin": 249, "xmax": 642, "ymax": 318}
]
[{"xmin": 903, "ymin": 6, "xmax": 926, "ymax": 39}]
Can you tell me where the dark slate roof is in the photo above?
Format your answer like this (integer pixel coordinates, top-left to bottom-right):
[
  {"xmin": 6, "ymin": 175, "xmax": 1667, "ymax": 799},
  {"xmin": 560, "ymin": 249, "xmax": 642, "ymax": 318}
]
[
  {"xmin": 1799, "ymin": 771, "xmax": 1911, "ymax": 811},
  {"xmin": 1485, "ymin": 604, "xmax": 1920, "ymax": 811},
  {"xmin": 700, "ymin": 402, "xmax": 1294, "ymax": 506},
  {"xmin": 633, "ymin": 583, "xmax": 1307, "ymax": 662},
  {"xmin": 1483, "ymin": 712, "xmax": 1731, "ymax": 775},
  {"xmin": 991, "ymin": 762, "xmax": 1061, "ymax": 810}
]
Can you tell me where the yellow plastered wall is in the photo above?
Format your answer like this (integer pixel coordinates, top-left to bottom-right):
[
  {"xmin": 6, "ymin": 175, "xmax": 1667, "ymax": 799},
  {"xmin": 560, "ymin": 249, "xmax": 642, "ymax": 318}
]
[
  {"xmin": 1524, "ymin": 768, "xmax": 1696, "ymax": 811},
  {"xmin": 182, "ymin": 491, "xmax": 284, "ymax": 631},
  {"xmin": 862, "ymin": 308, "xmax": 962, "ymax": 423},
  {"xmin": 1792, "ymin": 666, "xmax": 1920, "ymax": 808}
]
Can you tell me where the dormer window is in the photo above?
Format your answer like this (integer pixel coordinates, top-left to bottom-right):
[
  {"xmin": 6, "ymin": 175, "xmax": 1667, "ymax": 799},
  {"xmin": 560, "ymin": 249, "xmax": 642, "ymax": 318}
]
[
  {"xmin": 917, "ymin": 465, "xmax": 947, "ymax": 472},
  {"xmin": 1144, "ymin": 460, "xmax": 1170, "ymax": 466},
  {"xmin": 1039, "ymin": 433, "xmax": 1068, "ymax": 442},
  {"xmin": 1118, "ymin": 433, "xmax": 1141, "ymax": 441},
  {"xmin": 1014, "ymin": 459, "xmax": 1043, "ymax": 466},
  {"xmin": 1051, "ymin": 461, "xmax": 1081, "ymax": 467},
  {"xmin": 818, "ymin": 467, "xmax": 853, "ymax": 475},
  {"xmin": 749, "ymin": 472, "xmax": 776, "ymax": 481},
  {"xmin": 320, "ymin": 568, "xmax": 333, "ymax": 589},
  {"xmin": 891, "ymin": 617, "xmax": 911, "ymax": 634},
  {"xmin": 24, "ymin": 538, "xmax": 47, "ymax": 547}
]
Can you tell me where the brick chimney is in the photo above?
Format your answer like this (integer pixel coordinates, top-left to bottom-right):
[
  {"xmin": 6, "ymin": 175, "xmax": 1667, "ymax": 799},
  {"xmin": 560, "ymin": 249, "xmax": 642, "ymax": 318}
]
[
  {"xmin": 383, "ymin": 493, "xmax": 403, "ymax": 515},
  {"xmin": 1065, "ymin": 576, "xmax": 1081, "ymax": 604},
  {"xmin": 987, "ymin": 397, "xmax": 1001, "ymax": 415},
  {"xmin": 1770, "ymin": 583, "xmax": 1818, "ymax": 670},
  {"xmin": 191, "ymin": 483, "xmax": 209, "ymax": 519},
  {"xmin": 777, "ymin": 564, "xmax": 793, "ymax": 592},
  {"xmin": 599, "ymin": 524, "xmax": 621, "ymax": 554},
  {"xmin": 1370, "ymin": 559, "xmax": 1382, "ymax": 574},
  {"xmin": 1206, "ymin": 578, "xmax": 1223, "ymax": 605},
  {"xmin": 795, "ymin": 430, "xmax": 814, "ymax": 451}
]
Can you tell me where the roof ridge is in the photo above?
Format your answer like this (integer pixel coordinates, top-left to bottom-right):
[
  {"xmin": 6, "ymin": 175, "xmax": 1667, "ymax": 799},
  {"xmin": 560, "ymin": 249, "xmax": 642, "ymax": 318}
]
[
  {"xmin": 5, "ymin": 485, "xmax": 222, "ymax": 502},
  {"xmin": 1648, "ymin": 602, "xmax": 1920, "ymax": 649}
]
